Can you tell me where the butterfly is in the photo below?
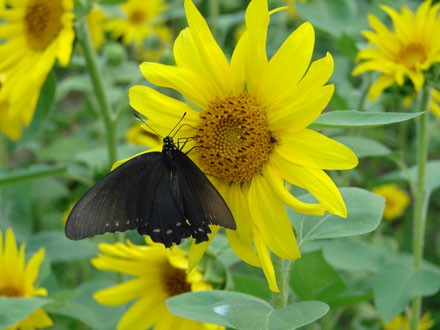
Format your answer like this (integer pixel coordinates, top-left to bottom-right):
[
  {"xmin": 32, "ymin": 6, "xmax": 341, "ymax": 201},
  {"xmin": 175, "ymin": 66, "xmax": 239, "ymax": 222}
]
[{"xmin": 65, "ymin": 132, "xmax": 236, "ymax": 247}]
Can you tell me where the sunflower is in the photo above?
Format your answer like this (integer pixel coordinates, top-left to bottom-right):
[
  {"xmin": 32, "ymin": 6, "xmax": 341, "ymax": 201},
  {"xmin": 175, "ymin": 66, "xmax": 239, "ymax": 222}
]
[
  {"xmin": 0, "ymin": 228, "xmax": 52, "ymax": 330},
  {"xmin": 352, "ymin": 0, "xmax": 440, "ymax": 101},
  {"xmin": 127, "ymin": 0, "xmax": 358, "ymax": 291},
  {"xmin": 372, "ymin": 183, "xmax": 410, "ymax": 221},
  {"xmin": 0, "ymin": 0, "xmax": 74, "ymax": 140},
  {"xmin": 430, "ymin": 89, "xmax": 440, "ymax": 116},
  {"xmin": 384, "ymin": 313, "xmax": 435, "ymax": 330},
  {"xmin": 92, "ymin": 239, "xmax": 224, "ymax": 330},
  {"xmin": 87, "ymin": 5, "xmax": 107, "ymax": 51},
  {"xmin": 106, "ymin": 0, "xmax": 169, "ymax": 48}
]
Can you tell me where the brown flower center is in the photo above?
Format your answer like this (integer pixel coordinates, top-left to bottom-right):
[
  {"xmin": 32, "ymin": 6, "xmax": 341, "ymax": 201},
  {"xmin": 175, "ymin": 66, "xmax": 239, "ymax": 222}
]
[
  {"xmin": 397, "ymin": 43, "xmax": 427, "ymax": 69},
  {"xmin": 195, "ymin": 93, "xmax": 275, "ymax": 185},
  {"xmin": 163, "ymin": 267, "xmax": 191, "ymax": 297},
  {"xmin": 129, "ymin": 10, "xmax": 146, "ymax": 24},
  {"xmin": 24, "ymin": 0, "xmax": 63, "ymax": 51},
  {"xmin": 0, "ymin": 286, "xmax": 23, "ymax": 297}
]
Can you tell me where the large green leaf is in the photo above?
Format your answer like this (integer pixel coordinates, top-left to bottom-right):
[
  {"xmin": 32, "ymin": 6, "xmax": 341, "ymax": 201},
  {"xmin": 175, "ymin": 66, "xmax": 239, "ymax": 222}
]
[
  {"xmin": 167, "ymin": 291, "xmax": 329, "ymax": 330},
  {"xmin": 310, "ymin": 111, "xmax": 424, "ymax": 129},
  {"xmin": 290, "ymin": 250, "xmax": 345, "ymax": 304},
  {"xmin": 46, "ymin": 281, "xmax": 125, "ymax": 330},
  {"xmin": 289, "ymin": 188, "xmax": 385, "ymax": 245},
  {"xmin": 0, "ymin": 297, "xmax": 52, "ymax": 329},
  {"xmin": 27, "ymin": 231, "xmax": 98, "ymax": 262},
  {"xmin": 373, "ymin": 263, "xmax": 440, "ymax": 321},
  {"xmin": 334, "ymin": 136, "xmax": 391, "ymax": 158}
]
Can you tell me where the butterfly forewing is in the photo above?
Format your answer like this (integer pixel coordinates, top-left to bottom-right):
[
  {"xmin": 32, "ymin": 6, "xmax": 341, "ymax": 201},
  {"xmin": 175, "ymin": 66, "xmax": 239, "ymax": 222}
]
[{"xmin": 65, "ymin": 153, "xmax": 162, "ymax": 239}]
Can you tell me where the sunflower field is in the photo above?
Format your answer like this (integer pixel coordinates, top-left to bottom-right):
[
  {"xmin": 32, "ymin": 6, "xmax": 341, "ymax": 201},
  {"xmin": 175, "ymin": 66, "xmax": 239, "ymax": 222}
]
[{"xmin": 1, "ymin": 0, "xmax": 440, "ymax": 329}]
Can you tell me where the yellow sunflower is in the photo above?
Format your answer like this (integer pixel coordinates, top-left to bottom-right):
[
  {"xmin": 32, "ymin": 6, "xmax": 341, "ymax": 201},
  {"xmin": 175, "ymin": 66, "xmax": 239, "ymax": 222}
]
[
  {"xmin": 0, "ymin": 0, "xmax": 74, "ymax": 140},
  {"xmin": 92, "ymin": 239, "xmax": 224, "ymax": 330},
  {"xmin": 352, "ymin": 0, "xmax": 440, "ymax": 101},
  {"xmin": 372, "ymin": 183, "xmax": 410, "ymax": 221},
  {"xmin": 106, "ymin": 0, "xmax": 169, "ymax": 48},
  {"xmin": 87, "ymin": 5, "xmax": 107, "ymax": 51},
  {"xmin": 430, "ymin": 88, "xmax": 440, "ymax": 116},
  {"xmin": 127, "ymin": 0, "xmax": 358, "ymax": 291},
  {"xmin": 384, "ymin": 312, "xmax": 435, "ymax": 330},
  {"xmin": 0, "ymin": 228, "xmax": 52, "ymax": 330}
]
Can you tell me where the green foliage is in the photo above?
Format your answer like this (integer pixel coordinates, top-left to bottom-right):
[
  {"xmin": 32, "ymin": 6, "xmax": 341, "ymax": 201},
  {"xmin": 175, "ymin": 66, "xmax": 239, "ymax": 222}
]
[
  {"xmin": 167, "ymin": 291, "xmax": 329, "ymax": 330},
  {"xmin": 0, "ymin": 297, "xmax": 52, "ymax": 329}
]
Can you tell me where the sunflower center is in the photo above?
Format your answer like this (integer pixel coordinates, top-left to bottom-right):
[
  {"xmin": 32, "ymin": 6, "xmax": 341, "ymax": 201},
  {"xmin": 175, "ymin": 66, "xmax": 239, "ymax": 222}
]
[
  {"xmin": 0, "ymin": 285, "xmax": 23, "ymax": 297},
  {"xmin": 163, "ymin": 267, "xmax": 191, "ymax": 297},
  {"xmin": 129, "ymin": 9, "xmax": 146, "ymax": 24},
  {"xmin": 398, "ymin": 43, "xmax": 427, "ymax": 69},
  {"xmin": 195, "ymin": 93, "xmax": 275, "ymax": 185},
  {"xmin": 24, "ymin": 0, "xmax": 63, "ymax": 51}
]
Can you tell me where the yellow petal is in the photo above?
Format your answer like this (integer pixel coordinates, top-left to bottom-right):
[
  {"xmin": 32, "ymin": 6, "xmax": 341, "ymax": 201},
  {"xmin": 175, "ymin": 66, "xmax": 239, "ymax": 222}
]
[
  {"xmin": 276, "ymin": 129, "xmax": 358, "ymax": 170},
  {"xmin": 253, "ymin": 232, "xmax": 279, "ymax": 292},
  {"xmin": 24, "ymin": 249, "xmax": 45, "ymax": 289},
  {"xmin": 367, "ymin": 74, "xmax": 396, "ymax": 101},
  {"xmin": 140, "ymin": 62, "xmax": 215, "ymax": 109},
  {"xmin": 184, "ymin": 0, "xmax": 231, "ymax": 95},
  {"xmin": 273, "ymin": 152, "xmax": 347, "ymax": 217},
  {"xmin": 118, "ymin": 296, "xmax": 167, "ymax": 330},
  {"xmin": 245, "ymin": 0, "xmax": 269, "ymax": 97},
  {"xmin": 230, "ymin": 30, "xmax": 247, "ymax": 93},
  {"xmin": 258, "ymin": 22, "xmax": 315, "ymax": 108},
  {"xmin": 188, "ymin": 227, "xmax": 219, "ymax": 273},
  {"xmin": 248, "ymin": 172, "xmax": 300, "ymax": 260}
]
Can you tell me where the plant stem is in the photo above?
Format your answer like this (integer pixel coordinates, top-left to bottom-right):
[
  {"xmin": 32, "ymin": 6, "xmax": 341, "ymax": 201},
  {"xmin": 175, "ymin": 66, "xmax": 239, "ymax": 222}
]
[
  {"xmin": 77, "ymin": 19, "xmax": 117, "ymax": 165},
  {"xmin": 410, "ymin": 85, "xmax": 431, "ymax": 330},
  {"xmin": 272, "ymin": 254, "xmax": 292, "ymax": 309}
]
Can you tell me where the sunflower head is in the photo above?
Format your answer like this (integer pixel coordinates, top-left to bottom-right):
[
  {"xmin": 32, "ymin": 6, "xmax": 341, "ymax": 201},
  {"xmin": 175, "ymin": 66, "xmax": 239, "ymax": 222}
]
[
  {"xmin": 352, "ymin": 1, "xmax": 440, "ymax": 100},
  {"xmin": 92, "ymin": 239, "xmax": 222, "ymax": 329},
  {"xmin": 372, "ymin": 183, "xmax": 410, "ymax": 221},
  {"xmin": 0, "ymin": 228, "xmax": 52, "ymax": 329}
]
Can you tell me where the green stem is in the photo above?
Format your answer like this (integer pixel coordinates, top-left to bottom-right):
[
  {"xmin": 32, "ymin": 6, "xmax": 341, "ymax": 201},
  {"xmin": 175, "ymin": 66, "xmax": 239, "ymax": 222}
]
[
  {"xmin": 77, "ymin": 19, "xmax": 117, "ymax": 165},
  {"xmin": 410, "ymin": 85, "xmax": 431, "ymax": 330},
  {"xmin": 271, "ymin": 254, "xmax": 292, "ymax": 309}
]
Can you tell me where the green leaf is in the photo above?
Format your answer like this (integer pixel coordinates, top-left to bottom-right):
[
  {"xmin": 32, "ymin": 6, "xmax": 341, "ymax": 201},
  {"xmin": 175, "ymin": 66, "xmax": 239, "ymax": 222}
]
[
  {"xmin": 27, "ymin": 231, "xmax": 98, "ymax": 262},
  {"xmin": 310, "ymin": 111, "xmax": 424, "ymax": 129},
  {"xmin": 290, "ymin": 250, "xmax": 345, "ymax": 304},
  {"xmin": 46, "ymin": 281, "xmax": 125, "ymax": 330},
  {"xmin": 289, "ymin": 188, "xmax": 385, "ymax": 245},
  {"xmin": 167, "ymin": 291, "xmax": 329, "ymax": 330},
  {"xmin": 0, "ymin": 297, "xmax": 52, "ymax": 329},
  {"xmin": 384, "ymin": 160, "xmax": 440, "ymax": 197},
  {"xmin": 232, "ymin": 274, "xmax": 271, "ymax": 301},
  {"xmin": 0, "ymin": 164, "xmax": 67, "ymax": 186},
  {"xmin": 334, "ymin": 136, "xmax": 391, "ymax": 158},
  {"xmin": 322, "ymin": 239, "xmax": 389, "ymax": 272},
  {"xmin": 373, "ymin": 263, "xmax": 440, "ymax": 321}
]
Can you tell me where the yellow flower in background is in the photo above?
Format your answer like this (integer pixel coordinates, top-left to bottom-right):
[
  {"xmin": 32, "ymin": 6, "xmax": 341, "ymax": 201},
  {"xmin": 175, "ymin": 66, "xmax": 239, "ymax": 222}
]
[
  {"xmin": 353, "ymin": 1, "xmax": 440, "ymax": 101},
  {"xmin": 430, "ymin": 89, "xmax": 440, "ymax": 116},
  {"xmin": 128, "ymin": 0, "xmax": 358, "ymax": 291},
  {"xmin": 384, "ymin": 313, "xmax": 435, "ymax": 330},
  {"xmin": 106, "ymin": 0, "xmax": 168, "ymax": 48},
  {"xmin": 0, "ymin": 229, "xmax": 52, "ymax": 330},
  {"xmin": 87, "ymin": 6, "xmax": 107, "ymax": 51},
  {"xmin": 92, "ymin": 240, "xmax": 224, "ymax": 330},
  {"xmin": 372, "ymin": 183, "xmax": 410, "ymax": 221},
  {"xmin": 0, "ymin": 0, "xmax": 75, "ymax": 140}
]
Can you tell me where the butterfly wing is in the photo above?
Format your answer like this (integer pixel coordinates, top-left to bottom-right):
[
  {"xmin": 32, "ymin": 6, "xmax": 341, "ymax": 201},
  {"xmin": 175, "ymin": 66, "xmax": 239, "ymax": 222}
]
[
  {"xmin": 65, "ymin": 152, "xmax": 163, "ymax": 240},
  {"xmin": 173, "ymin": 149, "xmax": 236, "ymax": 243}
]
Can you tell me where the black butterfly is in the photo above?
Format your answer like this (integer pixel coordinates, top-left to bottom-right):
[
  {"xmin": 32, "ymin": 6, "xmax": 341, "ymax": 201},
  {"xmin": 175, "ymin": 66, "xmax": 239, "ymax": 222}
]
[{"xmin": 65, "ymin": 136, "xmax": 236, "ymax": 247}]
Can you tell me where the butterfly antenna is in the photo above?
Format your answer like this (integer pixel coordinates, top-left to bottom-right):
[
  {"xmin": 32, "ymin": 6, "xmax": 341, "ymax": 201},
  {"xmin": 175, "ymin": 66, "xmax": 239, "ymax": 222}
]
[
  {"xmin": 169, "ymin": 112, "xmax": 187, "ymax": 137},
  {"xmin": 133, "ymin": 112, "xmax": 163, "ymax": 138}
]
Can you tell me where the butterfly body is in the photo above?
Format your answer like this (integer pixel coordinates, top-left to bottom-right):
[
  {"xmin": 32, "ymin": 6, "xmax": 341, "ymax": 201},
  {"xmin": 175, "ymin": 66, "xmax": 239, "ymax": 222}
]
[{"xmin": 65, "ymin": 136, "xmax": 236, "ymax": 247}]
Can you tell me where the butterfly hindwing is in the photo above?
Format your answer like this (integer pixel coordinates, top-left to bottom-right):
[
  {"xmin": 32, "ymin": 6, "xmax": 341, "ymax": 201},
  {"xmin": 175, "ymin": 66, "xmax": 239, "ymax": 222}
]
[{"xmin": 65, "ymin": 152, "xmax": 162, "ymax": 240}]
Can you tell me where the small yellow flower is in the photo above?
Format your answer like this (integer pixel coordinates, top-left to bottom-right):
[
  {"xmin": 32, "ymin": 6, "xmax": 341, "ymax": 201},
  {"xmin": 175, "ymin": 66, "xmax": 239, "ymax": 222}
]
[
  {"xmin": 92, "ymin": 239, "xmax": 224, "ymax": 330},
  {"xmin": 0, "ymin": 0, "xmax": 75, "ymax": 140},
  {"xmin": 127, "ymin": 0, "xmax": 358, "ymax": 291},
  {"xmin": 0, "ymin": 228, "xmax": 52, "ymax": 330},
  {"xmin": 87, "ymin": 6, "xmax": 107, "ymax": 51},
  {"xmin": 106, "ymin": 0, "xmax": 168, "ymax": 48},
  {"xmin": 430, "ymin": 89, "xmax": 440, "ymax": 116},
  {"xmin": 372, "ymin": 183, "xmax": 410, "ymax": 221},
  {"xmin": 353, "ymin": 1, "xmax": 440, "ymax": 100},
  {"xmin": 384, "ymin": 313, "xmax": 435, "ymax": 330}
]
